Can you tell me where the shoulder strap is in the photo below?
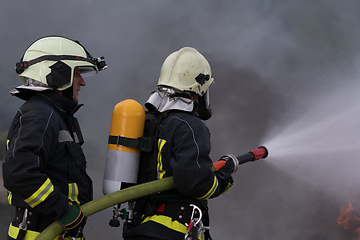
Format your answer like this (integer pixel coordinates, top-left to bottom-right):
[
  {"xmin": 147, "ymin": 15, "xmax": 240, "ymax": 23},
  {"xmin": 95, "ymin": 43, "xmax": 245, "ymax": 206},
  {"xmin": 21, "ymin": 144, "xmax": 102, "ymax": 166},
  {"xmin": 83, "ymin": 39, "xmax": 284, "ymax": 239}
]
[{"xmin": 137, "ymin": 111, "xmax": 173, "ymax": 184}]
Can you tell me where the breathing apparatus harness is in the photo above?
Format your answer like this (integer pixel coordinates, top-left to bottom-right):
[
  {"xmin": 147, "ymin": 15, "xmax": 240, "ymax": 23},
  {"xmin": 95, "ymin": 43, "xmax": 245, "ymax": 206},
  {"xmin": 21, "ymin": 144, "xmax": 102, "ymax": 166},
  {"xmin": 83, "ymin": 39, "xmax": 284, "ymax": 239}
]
[
  {"xmin": 109, "ymin": 107, "xmax": 211, "ymax": 239},
  {"xmin": 106, "ymin": 88, "xmax": 213, "ymax": 239}
]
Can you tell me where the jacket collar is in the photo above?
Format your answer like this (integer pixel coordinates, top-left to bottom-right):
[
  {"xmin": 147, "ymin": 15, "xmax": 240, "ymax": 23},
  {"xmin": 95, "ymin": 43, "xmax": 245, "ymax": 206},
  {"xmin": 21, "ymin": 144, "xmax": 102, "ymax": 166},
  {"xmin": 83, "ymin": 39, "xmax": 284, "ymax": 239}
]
[
  {"xmin": 37, "ymin": 91, "xmax": 84, "ymax": 145},
  {"xmin": 36, "ymin": 90, "xmax": 82, "ymax": 118}
]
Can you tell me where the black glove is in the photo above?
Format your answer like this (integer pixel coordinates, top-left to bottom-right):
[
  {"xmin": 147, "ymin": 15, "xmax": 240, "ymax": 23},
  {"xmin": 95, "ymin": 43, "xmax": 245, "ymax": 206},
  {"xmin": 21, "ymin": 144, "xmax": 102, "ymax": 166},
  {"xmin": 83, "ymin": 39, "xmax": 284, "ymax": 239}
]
[
  {"xmin": 215, "ymin": 155, "xmax": 236, "ymax": 194},
  {"xmin": 58, "ymin": 201, "xmax": 86, "ymax": 238},
  {"xmin": 218, "ymin": 154, "xmax": 238, "ymax": 173}
]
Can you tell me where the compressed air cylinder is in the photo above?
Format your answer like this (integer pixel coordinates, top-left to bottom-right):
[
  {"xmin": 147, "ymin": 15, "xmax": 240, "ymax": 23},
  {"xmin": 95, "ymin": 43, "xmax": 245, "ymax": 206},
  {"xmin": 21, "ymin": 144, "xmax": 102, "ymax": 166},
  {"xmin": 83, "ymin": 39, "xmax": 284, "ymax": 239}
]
[{"xmin": 103, "ymin": 99, "xmax": 146, "ymax": 195}]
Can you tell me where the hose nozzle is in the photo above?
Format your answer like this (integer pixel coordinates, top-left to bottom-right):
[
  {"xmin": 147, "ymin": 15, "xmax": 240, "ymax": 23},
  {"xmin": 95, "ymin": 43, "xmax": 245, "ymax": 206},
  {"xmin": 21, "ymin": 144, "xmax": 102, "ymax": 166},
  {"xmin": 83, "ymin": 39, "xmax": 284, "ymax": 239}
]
[
  {"xmin": 213, "ymin": 146, "xmax": 269, "ymax": 171},
  {"xmin": 236, "ymin": 145, "xmax": 269, "ymax": 165},
  {"xmin": 249, "ymin": 146, "xmax": 268, "ymax": 161}
]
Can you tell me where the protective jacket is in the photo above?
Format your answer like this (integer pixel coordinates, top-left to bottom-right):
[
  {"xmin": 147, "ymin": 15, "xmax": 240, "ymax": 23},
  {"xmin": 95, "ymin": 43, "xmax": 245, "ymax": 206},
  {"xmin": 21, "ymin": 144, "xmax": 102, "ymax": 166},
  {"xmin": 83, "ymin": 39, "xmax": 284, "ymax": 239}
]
[
  {"xmin": 123, "ymin": 111, "xmax": 233, "ymax": 240},
  {"xmin": 2, "ymin": 90, "xmax": 93, "ymax": 238}
]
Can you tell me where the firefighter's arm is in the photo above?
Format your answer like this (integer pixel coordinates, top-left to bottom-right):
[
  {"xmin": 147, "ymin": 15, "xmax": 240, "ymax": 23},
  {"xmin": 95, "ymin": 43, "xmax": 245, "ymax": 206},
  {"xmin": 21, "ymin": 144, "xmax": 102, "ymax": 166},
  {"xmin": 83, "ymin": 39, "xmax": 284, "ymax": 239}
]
[
  {"xmin": 170, "ymin": 116, "xmax": 233, "ymax": 199},
  {"xmin": 3, "ymin": 108, "xmax": 68, "ymax": 219}
]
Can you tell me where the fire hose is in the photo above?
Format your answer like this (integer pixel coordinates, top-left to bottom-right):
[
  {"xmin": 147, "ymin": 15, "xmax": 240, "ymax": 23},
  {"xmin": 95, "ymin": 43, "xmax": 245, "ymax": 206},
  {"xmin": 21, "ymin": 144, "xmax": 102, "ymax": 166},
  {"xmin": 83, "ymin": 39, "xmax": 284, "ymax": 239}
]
[{"xmin": 34, "ymin": 146, "xmax": 268, "ymax": 240}]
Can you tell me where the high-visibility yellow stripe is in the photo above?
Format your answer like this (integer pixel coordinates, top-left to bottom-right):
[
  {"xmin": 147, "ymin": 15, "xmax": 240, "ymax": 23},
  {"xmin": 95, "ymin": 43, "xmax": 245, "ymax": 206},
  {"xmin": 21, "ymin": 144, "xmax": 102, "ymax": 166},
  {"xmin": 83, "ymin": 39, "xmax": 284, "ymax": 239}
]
[
  {"xmin": 68, "ymin": 183, "xmax": 80, "ymax": 206},
  {"xmin": 143, "ymin": 214, "xmax": 187, "ymax": 233},
  {"xmin": 157, "ymin": 139, "xmax": 167, "ymax": 179},
  {"xmin": 7, "ymin": 191, "xmax": 12, "ymax": 205},
  {"xmin": 6, "ymin": 139, "xmax": 10, "ymax": 151},
  {"xmin": 142, "ymin": 215, "xmax": 203, "ymax": 240},
  {"xmin": 198, "ymin": 176, "xmax": 218, "ymax": 200},
  {"xmin": 8, "ymin": 223, "xmax": 83, "ymax": 240},
  {"xmin": 221, "ymin": 182, "xmax": 233, "ymax": 195},
  {"xmin": 24, "ymin": 178, "xmax": 54, "ymax": 208}
]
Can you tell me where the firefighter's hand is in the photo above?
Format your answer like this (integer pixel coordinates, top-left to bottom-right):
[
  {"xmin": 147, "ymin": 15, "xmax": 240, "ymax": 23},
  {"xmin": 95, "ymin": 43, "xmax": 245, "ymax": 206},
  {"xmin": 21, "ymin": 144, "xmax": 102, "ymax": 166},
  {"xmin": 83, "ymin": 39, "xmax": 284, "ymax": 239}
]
[
  {"xmin": 58, "ymin": 201, "xmax": 86, "ymax": 237},
  {"xmin": 219, "ymin": 154, "xmax": 238, "ymax": 173}
]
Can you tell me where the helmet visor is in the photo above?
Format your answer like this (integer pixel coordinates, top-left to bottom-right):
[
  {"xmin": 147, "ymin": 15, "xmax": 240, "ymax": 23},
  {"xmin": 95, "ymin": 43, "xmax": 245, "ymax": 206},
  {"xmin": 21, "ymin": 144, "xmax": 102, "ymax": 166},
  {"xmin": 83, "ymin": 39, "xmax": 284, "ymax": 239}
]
[
  {"xmin": 197, "ymin": 88, "xmax": 212, "ymax": 120},
  {"xmin": 204, "ymin": 88, "xmax": 210, "ymax": 109},
  {"xmin": 76, "ymin": 66, "xmax": 98, "ymax": 77}
]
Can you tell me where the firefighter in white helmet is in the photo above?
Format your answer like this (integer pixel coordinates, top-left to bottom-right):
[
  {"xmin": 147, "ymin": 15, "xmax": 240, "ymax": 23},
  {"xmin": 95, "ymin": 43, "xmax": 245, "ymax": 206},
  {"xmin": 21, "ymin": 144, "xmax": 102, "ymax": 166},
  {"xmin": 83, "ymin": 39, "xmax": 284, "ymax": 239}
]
[
  {"xmin": 122, "ymin": 47, "xmax": 237, "ymax": 240},
  {"xmin": 2, "ymin": 36, "xmax": 106, "ymax": 240}
]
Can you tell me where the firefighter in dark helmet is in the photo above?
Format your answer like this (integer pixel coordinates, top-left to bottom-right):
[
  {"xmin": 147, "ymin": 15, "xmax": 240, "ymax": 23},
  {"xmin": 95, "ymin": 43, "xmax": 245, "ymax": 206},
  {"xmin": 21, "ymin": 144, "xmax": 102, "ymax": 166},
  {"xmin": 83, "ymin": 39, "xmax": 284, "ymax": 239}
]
[
  {"xmin": 123, "ymin": 47, "xmax": 238, "ymax": 240},
  {"xmin": 2, "ymin": 36, "xmax": 107, "ymax": 240}
]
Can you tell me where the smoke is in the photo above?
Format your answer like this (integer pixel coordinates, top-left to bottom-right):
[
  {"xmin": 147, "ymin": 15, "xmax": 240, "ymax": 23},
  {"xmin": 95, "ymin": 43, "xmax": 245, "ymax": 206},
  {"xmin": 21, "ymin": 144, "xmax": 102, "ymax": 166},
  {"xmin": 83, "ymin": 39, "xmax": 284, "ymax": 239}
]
[{"xmin": 1, "ymin": 0, "xmax": 360, "ymax": 239}]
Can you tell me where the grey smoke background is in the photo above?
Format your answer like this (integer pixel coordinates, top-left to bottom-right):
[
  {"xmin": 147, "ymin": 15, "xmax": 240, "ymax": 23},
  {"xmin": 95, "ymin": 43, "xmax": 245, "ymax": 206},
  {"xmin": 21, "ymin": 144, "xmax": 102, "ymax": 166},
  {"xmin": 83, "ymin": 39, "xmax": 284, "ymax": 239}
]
[{"xmin": 1, "ymin": 1, "xmax": 360, "ymax": 239}]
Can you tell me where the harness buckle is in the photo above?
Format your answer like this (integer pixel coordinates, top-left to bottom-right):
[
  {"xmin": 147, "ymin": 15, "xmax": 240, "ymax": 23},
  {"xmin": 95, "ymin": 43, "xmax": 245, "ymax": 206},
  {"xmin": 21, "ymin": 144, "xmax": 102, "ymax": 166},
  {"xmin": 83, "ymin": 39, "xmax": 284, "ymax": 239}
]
[
  {"xmin": 19, "ymin": 209, "xmax": 28, "ymax": 231},
  {"xmin": 188, "ymin": 204, "xmax": 202, "ymax": 226},
  {"xmin": 16, "ymin": 209, "xmax": 30, "ymax": 240},
  {"xmin": 184, "ymin": 204, "xmax": 202, "ymax": 240},
  {"xmin": 184, "ymin": 204, "xmax": 211, "ymax": 239},
  {"xmin": 116, "ymin": 135, "xmax": 124, "ymax": 147}
]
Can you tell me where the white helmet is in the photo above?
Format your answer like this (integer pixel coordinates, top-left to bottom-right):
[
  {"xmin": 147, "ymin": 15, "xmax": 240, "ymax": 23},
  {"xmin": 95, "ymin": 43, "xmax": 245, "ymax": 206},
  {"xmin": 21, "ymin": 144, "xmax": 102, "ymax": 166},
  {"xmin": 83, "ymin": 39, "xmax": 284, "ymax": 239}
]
[
  {"xmin": 158, "ymin": 47, "xmax": 213, "ymax": 96},
  {"xmin": 15, "ymin": 36, "xmax": 107, "ymax": 91},
  {"xmin": 154, "ymin": 47, "xmax": 213, "ymax": 120}
]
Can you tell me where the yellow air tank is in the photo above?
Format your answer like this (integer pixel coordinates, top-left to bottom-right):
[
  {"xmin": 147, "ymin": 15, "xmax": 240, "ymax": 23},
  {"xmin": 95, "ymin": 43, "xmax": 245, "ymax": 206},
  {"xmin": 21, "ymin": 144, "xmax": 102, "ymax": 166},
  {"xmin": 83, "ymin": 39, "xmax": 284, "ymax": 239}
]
[{"xmin": 103, "ymin": 99, "xmax": 146, "ymax": 195}]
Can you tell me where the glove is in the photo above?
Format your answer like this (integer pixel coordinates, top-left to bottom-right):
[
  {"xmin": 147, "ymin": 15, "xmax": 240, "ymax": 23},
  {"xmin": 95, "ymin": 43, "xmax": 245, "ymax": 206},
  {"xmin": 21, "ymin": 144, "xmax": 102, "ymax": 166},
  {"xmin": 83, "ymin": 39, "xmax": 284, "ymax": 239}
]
[
  {"xmin": 58, "ymin": 201, "xmax": 86, "ymax": 237},
  {"xmin": 218, "ymin": 154, "xmax": 238, "ymax": 173},
  {"xmin": 215, "ymin": 155, "xmax": 236, "ymax": 194}
]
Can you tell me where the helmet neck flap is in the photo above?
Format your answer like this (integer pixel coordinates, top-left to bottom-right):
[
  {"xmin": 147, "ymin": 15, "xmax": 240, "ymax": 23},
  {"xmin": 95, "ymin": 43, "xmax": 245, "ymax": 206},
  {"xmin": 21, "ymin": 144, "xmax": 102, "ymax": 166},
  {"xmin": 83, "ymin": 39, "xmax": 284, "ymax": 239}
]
[{"xmin": 145, "ymin": 87, "xmax": 194, "ymax": 113}]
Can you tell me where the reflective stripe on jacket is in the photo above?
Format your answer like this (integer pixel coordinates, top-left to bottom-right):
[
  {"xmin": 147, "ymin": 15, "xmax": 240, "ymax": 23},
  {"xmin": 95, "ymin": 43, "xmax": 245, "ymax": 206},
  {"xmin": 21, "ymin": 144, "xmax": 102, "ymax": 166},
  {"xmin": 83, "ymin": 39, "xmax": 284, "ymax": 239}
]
[
  {"xmin": 123, "ymin": 111, "xmax": 233, "ymax": 240},
  {"xmin": 2, "ymin": 90, "xmax": 93, "ymax": 227}
]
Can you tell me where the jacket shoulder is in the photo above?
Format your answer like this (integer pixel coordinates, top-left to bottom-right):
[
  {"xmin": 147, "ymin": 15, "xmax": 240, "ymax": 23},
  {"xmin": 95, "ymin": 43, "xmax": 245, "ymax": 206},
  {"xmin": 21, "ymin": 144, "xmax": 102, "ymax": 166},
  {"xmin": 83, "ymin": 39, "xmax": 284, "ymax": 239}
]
[{"xmin": 163, "ymin": 112, "xmax": 208, "ymax": 131}]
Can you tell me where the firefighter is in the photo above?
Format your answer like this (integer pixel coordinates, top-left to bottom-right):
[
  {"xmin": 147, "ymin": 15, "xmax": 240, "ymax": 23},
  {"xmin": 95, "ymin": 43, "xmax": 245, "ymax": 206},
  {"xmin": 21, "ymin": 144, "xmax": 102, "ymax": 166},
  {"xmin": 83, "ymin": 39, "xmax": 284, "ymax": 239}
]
[
  {"xmin": 122, "ymin": 47, "xmax": 237, "ymax": 240},
  {"xmin": 2, "ymin": 36, "xmax": 107, "ymax": 240}
]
